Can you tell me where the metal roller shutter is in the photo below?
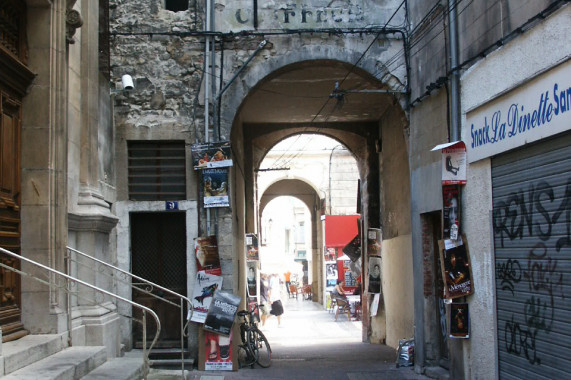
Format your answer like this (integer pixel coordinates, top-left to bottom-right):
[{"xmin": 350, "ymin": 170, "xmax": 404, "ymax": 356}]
[{"xmin": 492, "ymin": 132, "xmax": 571, "ymax": 379}]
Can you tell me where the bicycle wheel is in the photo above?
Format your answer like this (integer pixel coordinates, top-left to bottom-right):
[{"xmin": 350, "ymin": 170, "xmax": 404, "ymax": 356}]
[{"xmin": 248, "ymin": 328, "xmax": 272, "ymax": 368}]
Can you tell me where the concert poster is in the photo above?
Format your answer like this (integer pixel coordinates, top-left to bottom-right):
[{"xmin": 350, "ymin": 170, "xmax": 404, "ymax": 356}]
[
  {"xmin": 203, "ymin": 291, "xmax": 241, "ymax": 336},
  {"xmin": 192, "ymin": 141, "xmax": 233, "ymax": 170},
  {"xmin": 191, "ymin": 271, "xmax": 223, "ymax": 324},
  {"xmin": 438, "ymin": 237, "xmax": 473, "ymax": 299},
  {"xmin": 204, "ymin": 330, "xmax": 233, "ymax": 371},
  {"xmin": 246, "ymin": 233, "xmax": 259, "ymax": 261},
  {"xmin": 203, "ymin": 168, "xmax": 230, "ymax": 208},
  {"xmin": 194, "ymin": 235, "xmax": 222, "ymax": 275},
  {"xmin": 448, "ymin": 303, "xmax": 470, "ymax": 339}
]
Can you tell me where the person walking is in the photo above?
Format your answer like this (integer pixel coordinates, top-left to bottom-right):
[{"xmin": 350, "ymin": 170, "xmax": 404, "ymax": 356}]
[
  {"xmin": 284, "ymin": 271, "xmax": 292, "ymax": 296},
  {"xmin": 268, "ymin": 273, "xmax": 284, "ymax": 327},
  {"xmin": 259, "ymin": 273, "xmax": 271, "ymax": 327}
]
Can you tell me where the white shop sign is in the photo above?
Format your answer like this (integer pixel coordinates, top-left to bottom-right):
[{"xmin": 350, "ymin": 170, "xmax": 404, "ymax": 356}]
[{"xmin": 466, "ymin": 61, "xmax": 571, "ymax": 163}]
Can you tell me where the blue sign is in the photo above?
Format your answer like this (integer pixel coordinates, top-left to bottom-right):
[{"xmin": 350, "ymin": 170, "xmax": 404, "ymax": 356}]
[{"xmin": 165, "ymin": 201, "xmax": 179, "ymax": 210}]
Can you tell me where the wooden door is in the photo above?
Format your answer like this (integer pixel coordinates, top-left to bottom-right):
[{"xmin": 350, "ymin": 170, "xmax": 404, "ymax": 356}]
[
  {"xmin": 130, "ymin": 212, "xmax": 187, "ymax": 348},
  {"xmin": 0, "ymin": 92, "xmax": 26, "ymax": 342}
]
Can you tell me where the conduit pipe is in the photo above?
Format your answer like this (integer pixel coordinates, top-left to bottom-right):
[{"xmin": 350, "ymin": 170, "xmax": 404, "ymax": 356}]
[{"xmin": 448, "ymin": 0, "xmax": 460, "ymax": 142}]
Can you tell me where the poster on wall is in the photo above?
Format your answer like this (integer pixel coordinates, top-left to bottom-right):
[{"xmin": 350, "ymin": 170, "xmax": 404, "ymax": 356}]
[
  {"xmin": 204, "ymin": 330, "xmax": 233, "ymax": 371},
  {"xmin": 343, "ymin": 234, "xmax": 361, "ymax": 262},
  {"xmin": 204, "ymin": 291, "xmax": 241, "ymax": 336},
  {"xmin": 431, "ymin": 141, "xmax": 467, "ymax": 185},
  {"xmin": 367, "ymin": 228, "xmax": 382, "ymax": 256},
  {"xmin": 203, "ymin": 168, "xmax": 230, "ymax": 208},
  {"xmin": 367, "ymin": 255, "xmax": 382, "ymax": 294},
  {"xmin": 325, "ymin": 262, "xmax": 338, "ymax": 287},
  {"xmin": 448, "ymin": 303, "xmax": 470, "ymax": 339},
  {"xmin": 324, "ymin": 247, "xmax": 336, "ymax": 262},
  {"xmin": 191, "ymin": 271, "xmax": 223, "ymax": 323},
  {"xmin": 246, "ymin": 233, "xmax": 259, "ymax": 261},
  {"xmin": 438, "ymin": 237, "xmax": 473, "ymax": 299},
  {"xmin": 194, "ymin": 235, "xmax": 222, "ymax": 275},
  {"xmin": 247, "ymin": 261, "xmax": 257, "ymax": 297},
  {"xmin": 192, "ymin": 141, "xmax": 232, "ymax": 170},
  {"xmin": 443, "ymin": 185, "xmax": 461, "ymax": 241}
]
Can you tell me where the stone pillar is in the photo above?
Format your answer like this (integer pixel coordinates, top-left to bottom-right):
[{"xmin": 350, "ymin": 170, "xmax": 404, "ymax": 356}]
[{"xmin": 21, "ymin": 0, "xmax": 69, "ymax": 334}]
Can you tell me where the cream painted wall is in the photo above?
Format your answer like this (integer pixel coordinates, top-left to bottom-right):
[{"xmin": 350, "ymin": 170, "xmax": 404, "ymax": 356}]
[{"xmin": 375, "ymin": 234, "xmax": 414, "ymax": 348}]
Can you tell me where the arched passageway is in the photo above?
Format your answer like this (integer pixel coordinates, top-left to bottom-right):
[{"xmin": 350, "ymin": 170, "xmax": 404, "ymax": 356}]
[{"xmin": 229, "ymin": 58, "xmax": 413, "ymax": 351}]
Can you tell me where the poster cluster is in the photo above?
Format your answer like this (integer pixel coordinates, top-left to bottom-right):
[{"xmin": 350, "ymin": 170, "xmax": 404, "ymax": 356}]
[{"xmin": 191, "ymin": 235, "xmax": 241, "ymax": 370}]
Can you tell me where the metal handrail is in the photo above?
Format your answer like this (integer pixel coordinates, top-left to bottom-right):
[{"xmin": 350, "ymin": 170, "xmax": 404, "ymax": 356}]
[
  {"xmin": 66, "ymin": 246, "xmax": 193, "ymax": 377},
  {"xmin": 0, "ymin": 247, "xmax": 160, "ymax": 380}
]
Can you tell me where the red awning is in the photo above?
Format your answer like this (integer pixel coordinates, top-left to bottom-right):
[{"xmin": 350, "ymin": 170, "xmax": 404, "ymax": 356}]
[{"xmin": 324, "ymin": 215, "xmax": 360, "ymax": 248}]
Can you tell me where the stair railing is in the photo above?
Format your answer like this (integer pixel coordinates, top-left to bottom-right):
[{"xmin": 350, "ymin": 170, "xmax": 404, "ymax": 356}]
[
  {"xmin": 0, "ymin": 246, "xmax": 160, "ymax": 380},
  {"xmin": 66, "ymin": 246, "xmax": 193, "ymax": 377}
]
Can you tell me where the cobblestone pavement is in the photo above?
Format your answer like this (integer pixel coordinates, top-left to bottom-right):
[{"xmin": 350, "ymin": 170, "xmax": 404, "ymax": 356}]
[{"xmin": 151, "ymin": 295, "xmax": 427, "ymax": 380}]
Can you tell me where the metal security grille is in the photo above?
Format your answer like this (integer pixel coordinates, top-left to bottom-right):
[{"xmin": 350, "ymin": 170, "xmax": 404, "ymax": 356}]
[
  {"xmin": 130, "ymin": 212, "xmax": 187, "ymax": 345},
  {"xmin": 492, "ymin": 132, "xmax": 571, "ymax": 379},
  {"xmin": 128, "ymin": 141, "xmax": 186, "ymax": 201}
]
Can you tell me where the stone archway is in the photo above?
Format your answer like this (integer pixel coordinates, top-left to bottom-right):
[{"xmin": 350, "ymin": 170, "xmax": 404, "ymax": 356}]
[
  {"xmin": 259, "ymin": 178, "xmax": 324, "ymax": 302},
  {"xmin": 228, "ymin": 54, "xmax": 412, "ymax": 347}
]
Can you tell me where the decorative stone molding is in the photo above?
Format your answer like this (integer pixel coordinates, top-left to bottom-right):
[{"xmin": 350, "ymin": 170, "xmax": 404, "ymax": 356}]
[
  {"xmin": 66, "ymin": 9, "xmax": 83, "ymax": 44},
  {"xmin": 68, "ymin": 213, "xmax": 118, "ymax": 234}
]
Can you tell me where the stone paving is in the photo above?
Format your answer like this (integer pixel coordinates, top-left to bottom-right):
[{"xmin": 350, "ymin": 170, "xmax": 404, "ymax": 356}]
[{"xmin": 151, "ymin": 295, "xmax": 428, "ymax": 380}]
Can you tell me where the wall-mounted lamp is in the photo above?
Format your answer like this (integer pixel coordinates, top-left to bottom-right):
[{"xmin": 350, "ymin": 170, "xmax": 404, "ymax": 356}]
[{"xmin": 110, "ymin": 74, "xmax": 134, "ymax": 94}]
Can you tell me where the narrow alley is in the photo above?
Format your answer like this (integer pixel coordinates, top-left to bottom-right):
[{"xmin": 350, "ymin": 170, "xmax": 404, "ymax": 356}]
[{"xmin": 186, "ymin": 297, "xmax": 428, "ymax": 380}]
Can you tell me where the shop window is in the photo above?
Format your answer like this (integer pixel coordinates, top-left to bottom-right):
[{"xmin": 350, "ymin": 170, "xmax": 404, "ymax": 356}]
[
  {"xmin": 128, "ymin": 141, "xmax": 186, "ymax": 201},
  {"xmin": 165, "ymin": 0, "xmax": 188, "ymax": 12}
]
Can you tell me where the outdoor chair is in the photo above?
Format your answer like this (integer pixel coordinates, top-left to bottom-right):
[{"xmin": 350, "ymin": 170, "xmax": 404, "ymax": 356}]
[
  {"xmin": 289, "ymin": 284, "xmax": 299, "ymax": 299},
  {"xmin": 334, "ymin": 296, "xmax": 352, "ymax": 321}
]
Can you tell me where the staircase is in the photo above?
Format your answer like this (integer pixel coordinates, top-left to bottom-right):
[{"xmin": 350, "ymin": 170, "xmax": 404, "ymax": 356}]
[{"xmin": 0, "ymin": 334, "xmax": 146, "ymax": 379}]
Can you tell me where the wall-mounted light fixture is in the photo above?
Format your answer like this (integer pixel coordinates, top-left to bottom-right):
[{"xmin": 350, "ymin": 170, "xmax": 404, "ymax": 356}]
[{"xmin": 110, "ymin": 74, "xmax": 134, "ymax": 94}]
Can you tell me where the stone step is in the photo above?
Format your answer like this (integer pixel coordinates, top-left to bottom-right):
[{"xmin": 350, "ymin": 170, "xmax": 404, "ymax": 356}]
[
  {"xmin": 81, "ymin": 356, "xmax": 145, "ymax": 380},
  {"xmin": 3, "ymin": 346, "xmax": 107, "ymax": 380},
  {"xmin": 1, "ymin": 334, "xmax": 66, "ymax": 375}
]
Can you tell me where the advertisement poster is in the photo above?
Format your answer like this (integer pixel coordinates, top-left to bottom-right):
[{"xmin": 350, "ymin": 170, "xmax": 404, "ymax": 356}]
[
  {"xmin": 441, "ymin": 142, "xmax": 467, "ymax": 184},
  {"xmin": 368, "ymin": 255, "xmax": 382, "ymax": 294},
  {"xmin": 192, "ymin": 141, "xmax": 232, "ymax": 170},
  {"xmin": 324, "ymin": 247, "xmax": 336, "ymax": 262},
  {"xmin": 203, "ymin": 168, "xmax": 230, "ymax": 208},
  {"xmin": 438, "ymin": 237, "xmax": 473, "ymax": 299},
  {"xmin": 443, "ymin": 185, "xmax": 460, "ymax": 241},
  {"xmin": 194, "ymin": 235, "xmax": 222, "ymax": 275},
  {"xmin": 367, "ymin": 228, "xmax": 382, "ymax": 256},
  {"xmin": 448, "ymin": 303, "xmax": 470, "ymax": 339},
  {"xmin": 191, "ymin": 271, "xmax": 223, "ymax": 323},
  {"xmin": 247, "ymin": 261, "xmax": 257, "ymax": 297},
  {"xmin": 342, "ymin": 234, "xmax": 361, "ymax": 262},
  {"xmin": 204, "ymin": 291, "xmax": 241, "ymax": 336},
  {"xmin": 246, "ymin": 233, "xmax": 259, "ymax": 261},
  {"xmin": 205, "ymin": 330, "xmax": 233, "ymax": 371},
  {"xmin": 325, "ymin": 262, "xmax": 338, "ymax": 287}
]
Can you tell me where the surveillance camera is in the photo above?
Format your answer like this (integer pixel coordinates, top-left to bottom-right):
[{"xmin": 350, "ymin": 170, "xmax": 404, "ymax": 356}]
[{"xmin": 121, "ymin": 75, "xmax": 134, "ymax": 90}]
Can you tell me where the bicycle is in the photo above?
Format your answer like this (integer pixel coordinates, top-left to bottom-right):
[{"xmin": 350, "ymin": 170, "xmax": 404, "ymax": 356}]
[{"xmin": 237, "ymin": 303, "xmax": 272, "ymax": 368}]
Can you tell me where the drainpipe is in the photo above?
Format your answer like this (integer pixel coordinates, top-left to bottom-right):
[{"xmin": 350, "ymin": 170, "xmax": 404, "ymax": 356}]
[
  {"xmin": 205, "ymin": 0, "xmax": 212, "ymax": 235},
  {"xmin": 448, "ymin": 0, "xmax": 460, "ymax": 142}
]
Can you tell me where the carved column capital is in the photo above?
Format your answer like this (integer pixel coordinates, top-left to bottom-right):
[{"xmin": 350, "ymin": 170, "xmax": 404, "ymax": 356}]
[{"xmin": 66, "ymin": 9, "xmax": 83, "ymax": 44}]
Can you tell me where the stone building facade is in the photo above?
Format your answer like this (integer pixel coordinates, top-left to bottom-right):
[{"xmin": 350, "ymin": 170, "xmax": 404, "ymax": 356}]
[{"xmin": 1, "ymin": 0, "xmax": 568, "ymax": 378}]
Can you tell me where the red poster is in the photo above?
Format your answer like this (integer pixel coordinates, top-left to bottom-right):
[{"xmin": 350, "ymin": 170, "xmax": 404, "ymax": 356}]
[
  {"xmin": 194, "ymin": 235, "xmax": 222, "ymax": 275},
  {"xmin": 205, "ymin": 330, "xmax": 233, "ymax": 371}
]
